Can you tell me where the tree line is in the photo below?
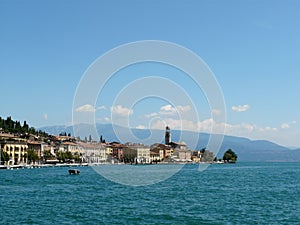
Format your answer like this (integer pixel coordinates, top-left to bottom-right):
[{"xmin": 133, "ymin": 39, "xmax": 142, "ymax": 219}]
[{"xmin": 0, "ymin": 116, "xmax": 48, "ymax": 136}]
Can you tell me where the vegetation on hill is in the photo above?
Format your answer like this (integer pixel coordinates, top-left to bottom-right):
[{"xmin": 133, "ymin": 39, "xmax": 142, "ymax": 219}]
[
  {"xmin": 223, "ymin": 149, "xmax": 238, "ymax": 163},
  {"xmin": 0, "ymin": 116, "xmax": 48, "ymax": 137}
]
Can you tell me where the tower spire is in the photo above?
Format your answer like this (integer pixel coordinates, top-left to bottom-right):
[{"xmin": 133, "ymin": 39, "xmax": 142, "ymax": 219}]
[{"xmin": 165, "ymin": 126, "xmax": 171, "ymax": 145}]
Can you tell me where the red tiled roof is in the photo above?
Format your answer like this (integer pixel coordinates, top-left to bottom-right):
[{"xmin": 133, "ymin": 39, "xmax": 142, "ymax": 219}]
[
  {"xmin": 62, "ymin": 141, "xmax": 78, "ymax": 146},
  {"xmin": 27, "ymin": 140, "xmax": 42, "ymax": 145},
  {"xmin": 0, "ymin": 133, "xmax": 14, "ymax": 138}
]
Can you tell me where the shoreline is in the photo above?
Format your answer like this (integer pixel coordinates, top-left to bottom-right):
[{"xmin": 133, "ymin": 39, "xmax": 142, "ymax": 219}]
[{"xmin": 0, "ymin": 161, "xmax": 227, "ymax": 170}]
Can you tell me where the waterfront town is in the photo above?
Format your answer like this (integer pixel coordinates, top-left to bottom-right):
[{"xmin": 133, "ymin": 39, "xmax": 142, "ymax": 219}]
[{"xmin": 0, "ymin": 117, "xmax": 236, "ymax": 168}]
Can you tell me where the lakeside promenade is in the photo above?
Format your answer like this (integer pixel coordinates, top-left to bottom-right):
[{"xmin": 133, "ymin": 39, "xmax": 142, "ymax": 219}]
[
  {"xmin": 0, "ymin": 162, "xmax": 89, "ymax": 170},
  {"xmin": 0, "ymin": 160, "xmax": 226, "ymax": 171}
]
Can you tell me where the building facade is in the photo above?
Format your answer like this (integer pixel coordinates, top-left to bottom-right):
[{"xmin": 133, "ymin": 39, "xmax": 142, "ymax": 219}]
[{"xmin": 1, "ymin": 139, "xmax": 28, "ymax": 165}]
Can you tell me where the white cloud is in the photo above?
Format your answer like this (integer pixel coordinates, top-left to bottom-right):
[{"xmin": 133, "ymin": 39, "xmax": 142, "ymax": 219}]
[
  {"xmin": 267, "ymin": 127, "xmax": 278, "ymax": 131},
  {"xmin": 75, "ymin": 104, "xmax": 96, "ymax": 112},
  {"xmin": 281, "ymin": 123, "xmax": 290, "ymax": 129},
  {"xmin": 142, "ymin": 114, "xmax": 299, "ymax": 146},
  {"xmin": 176, "ymin": 105, "xmax": 191, "ymax": 112},
  {"xmin": 147, "ymin": 115, "xmax": 300, "ymax": 145},
  {"xmin": 146, "ymin": 105, "xmax": 191, "ymax": 118},
  {"xmin": 160, "ymin": 104, "xmax": 174, "ymax": 112},
  {"xmin": 96, "ymin": 117, "xmax": 111, "ymax": 123},
  {"xmin": 136, "ymin": 125, "xmax": 146, "ymax": 129},
  {"xmin": 241, "ymin": 123, "xmax": 256, "ymax": 132},
  {"xmin": 149, "ymin": 116, "xmax": 283, "ymax": 139},
  {"xmin": 150, "ymin": 118, "xmax": 236, "ymax": 134},
  {"xmin": 43, "ymin": 113, "xmax": 48, "ymax": 120},
  {"xmin": 97, "ymin": 105, "xmax": 106, "ymax": 110},
  {"xmin": 258, "ymin": 126, "xmax": 278, "ymax": 132},
  {"xmin": 196, "ymin": 119, "xmax": 281, "ymax": 136},
  {"xmin": 212, "ymin": 109, "xmax": 221, "ymax": 116},
  {"xmin": 176, "ymin": 105, "xmax": 191, "ymax": 113},
  {"xmin": 151, "ymin": 118, "xmax": 198, "ymax": 132},
  {"xmin": 231, "ymin": 104, "xmax": 250, "ymax": 112},
  {"xmin": 145, "ymin": 112, "xmax": 159, "ymax": 118},
  {"xmin": 281, "ymin": 121, "xmax": 296, "ymax": 129},
  {"xmin": 111, "ymin": 105, "xmax": 133, "ymax": 117},
  {"xmin": 197, "ymin": 118, "xmax": 214, "ymax": 132},
  {"xmin": 197, "ymin": 118, "xmax": 236, "ymax": 134},
  {"xmin": 160, "ymin": 104, "xmax": 191, "ymax": 114}
]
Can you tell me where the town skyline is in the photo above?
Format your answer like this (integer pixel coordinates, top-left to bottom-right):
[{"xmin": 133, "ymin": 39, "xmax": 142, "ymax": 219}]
[
  {"xmin": 1, "ymin": 116, "xmax": 226, "ymax": 168},
  {"xmin": 1, "ymin": 1, "xmax": 300, "ymax": 147}
]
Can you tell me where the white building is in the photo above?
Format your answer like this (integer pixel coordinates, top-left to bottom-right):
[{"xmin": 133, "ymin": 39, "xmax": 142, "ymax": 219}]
[
  {"xmin": 125, "ymin": 143, "xmax": 150, "ymax": 164},
  {"xmin": 78, "ymin": 142, "xmax": 107, "ymax": 163}
]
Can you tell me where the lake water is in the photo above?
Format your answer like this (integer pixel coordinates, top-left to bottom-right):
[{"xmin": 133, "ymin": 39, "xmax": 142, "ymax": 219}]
[{"xmin": 0, "ymin": 162, "xmax": 299, "ymax": 224}]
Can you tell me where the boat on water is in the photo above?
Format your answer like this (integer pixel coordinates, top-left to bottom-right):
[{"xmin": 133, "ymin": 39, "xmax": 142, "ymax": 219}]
[{"xmin": 68, "ymin": 169, "xmax": 80, "ymax": 175}]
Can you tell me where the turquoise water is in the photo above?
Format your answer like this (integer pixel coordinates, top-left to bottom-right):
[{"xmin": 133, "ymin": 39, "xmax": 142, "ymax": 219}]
[{"xmin": 1, "ymin": 163, "xmax": 299, "ymax": 224}]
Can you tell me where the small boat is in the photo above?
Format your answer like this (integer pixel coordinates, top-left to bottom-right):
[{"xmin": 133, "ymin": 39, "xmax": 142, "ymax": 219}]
[{"xmin": 68, "ymin": 169, "xmax": 80, "ymax": 175}]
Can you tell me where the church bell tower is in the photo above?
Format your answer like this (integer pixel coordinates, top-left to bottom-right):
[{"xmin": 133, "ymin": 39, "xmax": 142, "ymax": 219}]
[{"xmin": 165, "ymin": 126, "xmax": 171, "ymax": 145}]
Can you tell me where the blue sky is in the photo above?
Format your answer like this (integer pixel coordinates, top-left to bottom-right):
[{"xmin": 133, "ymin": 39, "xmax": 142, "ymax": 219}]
[{"xmin": 1, "ymin": 0, "xmax": 300, "ymax": 146}]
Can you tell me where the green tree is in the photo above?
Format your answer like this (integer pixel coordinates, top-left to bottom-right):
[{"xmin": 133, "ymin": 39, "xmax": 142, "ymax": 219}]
[
  {"xmin": 200, "ymin": 147, "xmax": 206, "ymax": 154},
  {"xmin": 59, "ymin": 132, "xmax": 67, "ymax": 136},
  {"xmin": 223, "ymin": 149, "xmax": 238, "ymax": 163},
  {"xmin": 123, "ymin": 148, "xmax": 137, "ymax": 163},
  {"xmin": 73, "ymin": 152, "xmax": 81, "ymax": 163},
  {"xmin": 27, "ymin": 149, "xmax": 39, "ymax": 164},
  {"xmin": 23, "ymin": 121, "xmax": 29, "ymax": 132},
  {"xmin": 1, "ymin": 150, "xmax": 10, "ymax": 165},
  {"xmin": 65, "ymin": 151, "xmax": 73, "ymax": 160},
  {"xmin": 28, "ymin": 127, "xmax": 36, "ymax": 134},
  {"xmin": 15, "ymin": 121, "xmax": 22, "ymax": 133},
  {"xmin": 57, "ymin": 151, "xmax": 74, "ymax": 163},
  {"xmin": 43, "ymin": 150, "xmax": 53, "ymax": 161}
]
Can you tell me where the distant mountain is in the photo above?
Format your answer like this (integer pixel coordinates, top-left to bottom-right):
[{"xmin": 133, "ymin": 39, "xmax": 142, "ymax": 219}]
[{"xmin": 40, "ymin": 123, "xmax": 300, "ymax": 162}]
